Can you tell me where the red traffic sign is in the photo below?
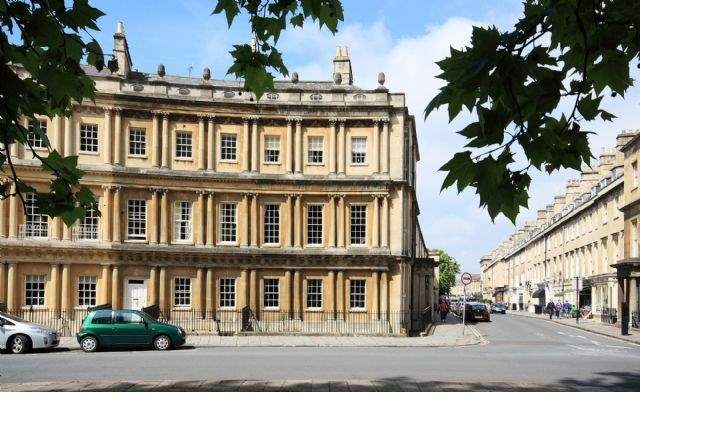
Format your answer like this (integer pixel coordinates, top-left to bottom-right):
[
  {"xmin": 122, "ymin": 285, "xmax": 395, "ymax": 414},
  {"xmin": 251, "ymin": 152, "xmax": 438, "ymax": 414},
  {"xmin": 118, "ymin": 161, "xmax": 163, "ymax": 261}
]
[{"xmin": 461, "ymin": 272, "xmax": 473, "ymax": 286}]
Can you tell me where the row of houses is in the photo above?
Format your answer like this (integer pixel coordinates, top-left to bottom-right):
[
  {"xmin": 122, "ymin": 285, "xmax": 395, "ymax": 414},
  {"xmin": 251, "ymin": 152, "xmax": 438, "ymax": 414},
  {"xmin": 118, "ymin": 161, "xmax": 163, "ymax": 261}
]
[{"xmin": 480, "ymin": 130, "xmax": 640, "ymax": 332}]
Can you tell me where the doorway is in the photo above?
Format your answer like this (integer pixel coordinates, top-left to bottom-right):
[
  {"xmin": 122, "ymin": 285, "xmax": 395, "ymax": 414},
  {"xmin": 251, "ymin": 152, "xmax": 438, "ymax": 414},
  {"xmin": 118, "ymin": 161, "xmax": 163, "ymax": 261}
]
[{"xmin": 124, "ymin": 279, "xmax": 148, "ymax": 310}]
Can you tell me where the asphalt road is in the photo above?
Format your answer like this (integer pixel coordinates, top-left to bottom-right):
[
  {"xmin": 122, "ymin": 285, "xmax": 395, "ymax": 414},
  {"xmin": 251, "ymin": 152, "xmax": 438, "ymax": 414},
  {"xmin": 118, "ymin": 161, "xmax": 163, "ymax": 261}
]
[{"xmin": 0, "ymin": 314, "xmax": 640, "ymax": 390}]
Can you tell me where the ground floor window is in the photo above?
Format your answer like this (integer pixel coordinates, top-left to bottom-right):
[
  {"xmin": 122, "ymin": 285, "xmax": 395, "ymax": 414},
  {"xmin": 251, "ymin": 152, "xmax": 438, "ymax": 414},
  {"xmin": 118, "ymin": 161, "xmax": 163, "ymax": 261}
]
[
  {"xmin": 78, "ymin": 276, "xmax": 97, "ymax": 307},
  {"xmin": 25, "ymin": 275, "xmax": 45, "ymax": 306},
  {"xmin": 263, "ymin": 278, "xmax": 279, "ymax": 308},
  {"xmin": 306, "ymin": 279, "xmax": 323, "ymax": 309},
  {"xmin": 350, "ymin": 279, "xmax": 366, "ymax": 309},
  {"xmin": 174, "ymin": 277, "xmax": 191, "ymax": 307},
  {"xmin": 219, "ymin": 278, "xmax": 236, "ymax": 308}
]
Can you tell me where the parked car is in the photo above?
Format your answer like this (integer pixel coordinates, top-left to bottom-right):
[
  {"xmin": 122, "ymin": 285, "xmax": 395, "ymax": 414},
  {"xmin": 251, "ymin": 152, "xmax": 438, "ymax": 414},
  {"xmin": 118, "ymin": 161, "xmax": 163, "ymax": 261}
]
[
  {"xmin": 76, "ymin": 309, "xmax": 186, "ymax": 353},
  {"xmin": 491, "ymin": 303, "xmax": 506, "ymax": 314},
  {"xmin": 0, "ymin": 311, "xmax": 60, "ymax": 354},
  {"xmin": 464, "ymin": 302, "xmax": 491, "ymax": 322}
]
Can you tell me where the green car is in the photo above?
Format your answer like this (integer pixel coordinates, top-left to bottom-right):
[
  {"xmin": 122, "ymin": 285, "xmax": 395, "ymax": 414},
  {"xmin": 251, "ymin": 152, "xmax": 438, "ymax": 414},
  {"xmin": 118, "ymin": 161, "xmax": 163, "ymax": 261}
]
[{"xmin": 76, "ymin": 309, "xmax": 186, "ymax": 352}]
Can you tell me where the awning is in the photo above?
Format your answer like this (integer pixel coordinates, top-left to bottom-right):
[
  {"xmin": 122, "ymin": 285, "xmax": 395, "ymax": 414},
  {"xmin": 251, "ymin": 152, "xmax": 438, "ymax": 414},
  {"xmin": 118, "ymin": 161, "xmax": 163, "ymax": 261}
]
[{"xmin": 532, "ymin": 289, "xmax": 545, "ymax": 299}]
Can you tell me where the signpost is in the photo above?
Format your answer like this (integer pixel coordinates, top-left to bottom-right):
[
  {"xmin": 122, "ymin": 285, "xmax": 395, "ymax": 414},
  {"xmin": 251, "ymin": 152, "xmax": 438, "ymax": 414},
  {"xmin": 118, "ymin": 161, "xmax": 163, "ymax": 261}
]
[{"xmin": 460, "ymin": 272, "xmax": 472, "ymax": 335}]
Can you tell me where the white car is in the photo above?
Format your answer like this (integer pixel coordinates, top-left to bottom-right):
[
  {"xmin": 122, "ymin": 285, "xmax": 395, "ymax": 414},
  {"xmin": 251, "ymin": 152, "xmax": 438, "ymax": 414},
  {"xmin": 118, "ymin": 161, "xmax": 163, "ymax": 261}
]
[{"xmin": 0, "ymin": 311, "xmax": 60, "ymax": 354}]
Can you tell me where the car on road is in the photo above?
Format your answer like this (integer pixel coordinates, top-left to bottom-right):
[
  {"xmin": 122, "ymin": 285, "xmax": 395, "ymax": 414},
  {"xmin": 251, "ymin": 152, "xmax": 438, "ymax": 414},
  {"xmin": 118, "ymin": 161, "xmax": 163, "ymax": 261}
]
[
  {"xmin": 464, "ymin": 302, "xmax": 491, "ymax": 322},
  {"xmin": 0, "ymin": 311, "xmax": 60, "ymax": 354},
  {"xmin": 491, "ymin": 303, "xmax": 506, "ymax": 314},
  {"xmin": 76, "ymin": 309, "xmax": 186, "ymax": 353}
]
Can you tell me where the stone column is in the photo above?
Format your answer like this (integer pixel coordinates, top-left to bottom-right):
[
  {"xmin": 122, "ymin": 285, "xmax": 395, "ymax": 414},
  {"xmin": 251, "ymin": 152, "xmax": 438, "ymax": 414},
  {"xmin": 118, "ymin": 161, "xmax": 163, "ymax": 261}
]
[
  {"xmin": 63, "ymin": 114, "xmax": 73, "ymax": 156},
  {"xmin": 112, "ymin": 186, "xmax": 121, "ymax": 243},
  {"xmin": 51, "ymin": 116, "xmax": 62, "ymax": 155},
  {"xmin": 151, "ymin": 111, "xmax": 161, "ymax": 167},
  {"xmin": 239, "ymin": 269, "xmax": 249, "ymax": 309},
  {"xmin": 103, "ymin": 107, "xmax": 113, "ymax": 164},
  {"xmin": 293, "ymin": 269, "xmax": 301, "ymax": 318},
  {"xmin": 205, "ymin": 268, "xmax": 215, "ymax": 316},
  {"xmin": 207, "ymin": 115, "xmax": 216, "ymax": 171},
  {"xmin": 249, "ymin": 269, "xmax": 258, "ymax": 313},
  {"xmin": 241, "ymin": 194, "xmax": 250, "ymax": 246},
  {"xmin": 328, "ymin": 195, "xmax": 336, "ymax": 248},
  {"xmin": 101, "ymin": 186, "xmax": 111, "ymax": 242},
  {"xmin": 383, "ymin": 194, "xmax": 390, "ymax": 248},
  {"xmin": 196, "ymin": 191, "xmax": 205, "ymax": 246},
  {"xmin": 382, "ymin": 118, "xmax": 390, "ymax": 174},
  {"xmin": 337, "ymin": 119, "xmax": 346, "ymax": 175},
  {"xmin": 328, "ymin": 119, "xmax": 337, "ymax": 174},
  {"xmin": 373, "ymin": 119, "xmax": 381, "ymax": 173},
  {"xmin": 161, "ymin": 112, "xmax": 170, "ymax": 168},
  {"xmin": 242, "ymin": 119, "xmax": 250, "ymax": 172},
  {"xmin": 51, "ymin": 216, "xmax": 62, "ymax": 240},
  {"xmin": 205, "ymin": 191, "xmax": 214, "ymax": 246},
  {"xmin": 150, "ymin": 189, "xmax": 159, "ymax": 244},
  {"xmin": 250, "ymin": 194, "xmax": 259, "ymax": 246},
  {"xmin": 149, "ymin": 266, "xmax": 157, "ymax": 306},
  {"xmin": 195, "ymin": 268, "xmax": 205, "ymax": 313},
  {"xmin": 7, "ymin": 263, "xmax": 17, "ymax": 309},
  {"xmin": 8, "ymin": 184, "xmax": 17, "ymax": 238},
  {"xmin": 328, "ymin": 270, "xmax": 336, "ymax": 316},
  {"xmin": 381, "ymin": 270, "xmax": 389, "ymax": 320},
  {"xmin": 113, "ymin": 107, "xmax": 122, "ymax": 165},
  {"xmin": 198, "ymin": 115, "xmax": 206, "ymax": 170},
  {"xmin": 293, "ymin": 118, "xmax": 302, "ymax": 173},
  {"xmin": 294, "ymin": 194, "xmax": 302, "ymax": 248},
  {"xmin": 250, "ymin": 117, "xmax": 259, "ymax": 172},
  {"xmin": 159, "ymin": 267, "xmax": 168, "ymax": 315},
  {"xmin": 285, "ymin": 194, "xmax": 293, "ymax": 247},
  {"xmin": 61, "ymin": 264, "xmax": 71, "ymax": 310},
  {"xmin": 284, "ymin": 270, "xmax": 292, "ymax": 315},
  {"xmin": 111, "ymin": 266, "xmax": 120, "ymax": 309},
  {"xmin": 285, "ymin": 118, "xmax": 293, "ymax": 173},
  {"xmin": 50, "ymin": 264, "xmax": 60, "ymax": 310},
  {"xmin": 0, "ymin": 195, "xmax": 5, "ymax": 238},
  {"xmin": 373, "ymin": 271, "xmax": 380, "ymax": 318},
  {"xmin": 337, "ymin": 195, "xmax": 345, "ymax": 247},
  {"xmin": 372, "ymin": 195, "xmax": 380, "ymax": 247},
  {"xmin": 336, "ymin": 270, "xmax": 345, "ymax": 317},
  {"xmin": 100, "ymin": 265, "xmax": 110, "ymax": 306}
]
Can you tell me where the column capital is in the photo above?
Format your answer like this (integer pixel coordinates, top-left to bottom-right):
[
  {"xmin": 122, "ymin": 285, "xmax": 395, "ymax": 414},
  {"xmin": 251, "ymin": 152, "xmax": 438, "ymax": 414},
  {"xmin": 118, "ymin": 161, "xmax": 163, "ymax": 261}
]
[
  {"xmin": 103, "ymin": 106, "xmax": 113, "ymax": 114},
  {"xmin": 160, "ymin": 111, "xmax": 170, "ymax": 118},
  {"xmin": 113, "ymin": 106, "xmax": 123, "ymax": 113},
  {"xmin": 151, "ymin": 187, "xmax": 168, "ymax": 195},
  {"xmin": 110, "ymin": 185, "xmax": 122, "ymax": 191},
  {"xmin": 248, "ymin": 115, "xmax": 260, "ymax": 122},
  {"xmin": 206, "ymin": 114, "xmax": 216, "ymax": 122},
  {"xmin": 293, "ymin": 117, "xmax": 303, "ymax": 123},
  {"xmin": 328, "ymin": 118, "xmax": 338, "ymax": 125}
]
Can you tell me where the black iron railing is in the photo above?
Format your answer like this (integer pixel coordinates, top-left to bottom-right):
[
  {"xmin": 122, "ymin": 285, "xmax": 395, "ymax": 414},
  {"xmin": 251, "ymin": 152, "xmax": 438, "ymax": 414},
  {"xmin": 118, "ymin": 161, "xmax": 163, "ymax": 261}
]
[
  {"xmin": 3, "ymin": 308, "xmax": 90, "ymax": 337},
  {"xmin": 601, "ymin": 307, "xmax": 618, "ymax": 325},
  {"xmin": 631, "ymin": 311, "xmax": 640, "ymax": 329}
]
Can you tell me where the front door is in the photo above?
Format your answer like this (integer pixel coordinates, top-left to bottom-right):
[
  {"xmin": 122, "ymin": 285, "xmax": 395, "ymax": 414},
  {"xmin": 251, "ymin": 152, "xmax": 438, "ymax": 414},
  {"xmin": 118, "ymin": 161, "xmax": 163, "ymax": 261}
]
[{"xmin": 124, "ymin": 279, "xmax": 147, "ymax": 311}]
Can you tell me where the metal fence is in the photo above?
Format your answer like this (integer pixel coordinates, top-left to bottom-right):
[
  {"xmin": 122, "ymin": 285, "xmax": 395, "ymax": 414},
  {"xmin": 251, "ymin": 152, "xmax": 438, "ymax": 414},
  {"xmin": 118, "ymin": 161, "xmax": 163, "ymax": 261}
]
[
  {"xmin": 3, "ymin": 307, "xmax": 433, "ymax": 336},
  {"xmin": 631, "ymin": 311, "xmax": 640, "ymax": 329},
  {"xmin": 600, "ymin": 307, "xmax": 618, "ymax": 325}
]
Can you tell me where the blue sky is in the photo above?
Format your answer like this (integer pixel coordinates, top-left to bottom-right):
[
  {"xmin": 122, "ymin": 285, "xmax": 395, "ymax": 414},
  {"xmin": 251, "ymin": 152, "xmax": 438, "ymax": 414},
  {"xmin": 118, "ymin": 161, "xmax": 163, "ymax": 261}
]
[{"xmin": 91, "ymin": 0, "xmax": 640, "ymax": 273}]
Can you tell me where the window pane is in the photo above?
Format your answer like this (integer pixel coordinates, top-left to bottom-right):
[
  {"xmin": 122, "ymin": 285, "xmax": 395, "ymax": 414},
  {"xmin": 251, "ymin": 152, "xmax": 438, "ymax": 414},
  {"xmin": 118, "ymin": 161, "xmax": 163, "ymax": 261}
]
[
  {"xmin": 307, "ymin": 204, "xmax": 323, "ymax": 245},
  {"xmin": 263, "ymin": 204, "xmax": 280, "ymax": 244},
  {"xmin": 27, "ymin": 120, "xmax": 48, "ymax": 149},
  {"xmin": 127, "ymin": 200, "xmax": 147, "ymax": 240},
  {"xmin": 263, "ymin": 278, "xmax": 279, "ymax": 308},
  {"xmin": 78, "ymin": 276, "xmax": 97, "ymax": 307},
  {"xmin": 350, "ymin": 205, "xmax": 366, "ymax": 245},
  {"xmin": 350, "ymin": 279, "xmax": 365, "ymax": 309},
  {"xmin": 77, "ymin": 201, "xmax": 99, "ymax": 240},
  {"xmin": 80, "ymin": 124, "xmax": 99, "ymax": 152},
  {"xmin": 174, "ymin": 277, "xmax": 191, "ymax": 307},
  {"xmin": 220, "ymin": 203, "xmax": 237, "ymax": 242},
  {"xmin": 264, "ymin": 135, "xmax": 280, "ymax": 163},
  {"xmin": 115, "ymin": 310, "xmax": 143, "ymax": 324},
  {"xmin": 176, "ymin": 131, "xmax": 193, "ymax": 158},
  {"xmin": 219, "ymin": 278, "xmax": 236, "ymax": 308},
  {"xmin": 128, "ymin": 127, "xmax": 147, "ymax": 156},
  {"xmin": 24, "ymin": 275, "xmax": 46, "ymax": 306},
  {"xmin": 24, "ymin": 193, "xmax": 49, "ymax": 238},
  {"xmin": 91, "ymin": 309, "xmax": 113, "ymax": 324},
  {"xmin": 308, "ymin": 136, "xmax": 323, "ymax": 164},
  {"xmin": 351, "ymin": 137, "xmax": 366, "ymax": 164},
  {"xmin": 220, "ymin": 133, "xmax": 237, "ymax": 161},
  {"xmin": 306, "ymin": 279, "xmax": 323, "ymax": 308},
  {"xmin": 174, "ymin": 202, "xmax": 192, "ymax": 241}
]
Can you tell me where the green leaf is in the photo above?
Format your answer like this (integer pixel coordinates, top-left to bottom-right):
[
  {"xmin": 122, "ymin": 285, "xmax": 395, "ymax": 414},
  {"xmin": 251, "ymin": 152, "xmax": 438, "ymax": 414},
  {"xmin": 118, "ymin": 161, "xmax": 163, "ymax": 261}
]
[
  {"xmin": 577, "ymin": 94, "xmax": 603, "ymax": 121},
  {"xmin": 212, "ymin": 0, "xmax": 240, "ymax": 27}
]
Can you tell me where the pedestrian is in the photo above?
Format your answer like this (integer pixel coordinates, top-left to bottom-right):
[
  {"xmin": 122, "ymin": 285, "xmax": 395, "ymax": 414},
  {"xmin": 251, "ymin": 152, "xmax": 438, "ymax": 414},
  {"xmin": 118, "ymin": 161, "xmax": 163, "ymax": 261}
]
[
  {"xmin": 439, "ymin": 300, "xmax": 449, "ymax": 322},
  {"xmin": 564, "ymin": 301, "xmax": 571, "ymax": 318},
  {"xmin": 574, "ymin": 305, "xmax": 581, "ymax": 323},
  {"xmin": 546, "ymin": 301, "xmax": 555, "ymax": 320},
  {"xmin": 555, "ymin": 300, "xmax": 561, "ymax": 319}
]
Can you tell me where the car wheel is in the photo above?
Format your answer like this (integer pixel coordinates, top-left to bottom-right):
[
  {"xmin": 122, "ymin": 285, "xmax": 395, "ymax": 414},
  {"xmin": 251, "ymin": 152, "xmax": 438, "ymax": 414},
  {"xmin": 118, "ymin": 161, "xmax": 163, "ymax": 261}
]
[
  {"xmin": 153, "ymin": 335, "xmax": 171, "ymax": 351},
  {"xmin": 80, "ymin": 336, "xmax": 99, "ymax": 353},
  {"xmin": 10, "ymin": 334, "xmax": 31, "ymax": 354}
]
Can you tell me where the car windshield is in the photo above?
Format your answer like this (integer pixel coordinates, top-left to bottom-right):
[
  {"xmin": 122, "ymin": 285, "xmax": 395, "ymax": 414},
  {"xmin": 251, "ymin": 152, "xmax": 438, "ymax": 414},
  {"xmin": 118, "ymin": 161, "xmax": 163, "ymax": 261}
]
[{"xmin": 0, "ymin": 311, "xmax": 27, "ymax": 322}]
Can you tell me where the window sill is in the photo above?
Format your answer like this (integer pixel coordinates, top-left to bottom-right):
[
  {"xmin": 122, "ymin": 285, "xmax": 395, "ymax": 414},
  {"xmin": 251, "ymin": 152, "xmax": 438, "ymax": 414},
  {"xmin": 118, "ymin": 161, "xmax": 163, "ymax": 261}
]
[
  {"xmin": 349, "ymin": 163, "xmax": 368, "ymax": 167},
  {"xmin": 217, "ymin": 241, "xmax": 238, "ymax": 246},
  {"xmin": 28, "ymin": 146, "xmax": 48, "ymax": 151},
  {"xmin": 174, "ymin": 157, "xmax": 194, "ymax": 162},
  {"xmin": 262, "ymin": 243, "xmax": 281, "ymax": 248},
  {"xmin": 306, "ymin": 162, "xmax": 324, "ymax": 166},
  {"xmin": 349, "ymin": 308, "xmax": 366, "ymax": 313},
  {"xmin": 263, "ymin": 307, "xmax": 280, "ymax": 311},
  {"xmin": 218, "ymin": 159, "xmax": 238, "ymax": 164},
  {"xmin": 262, "ymin": 161, "xmax": 281, "ymax": 165},
  {"xmin": 171, "ymin": 240, "xmax": 194, "ymax": 245},
  {"xmin": 172, "ymin": 306, "xmax": 192, "ymax": 311},
  {"xmin": 127, "ymin": 154, "xmax": 148, "ymax": 159},
  {"xmin": 78, "ymin": 151, "xmax": 99, "ymax": 155},
  {"xmin": 305, "ymin": 308, "xmax": 324, "ymax": 312},
  {"xmin": 124, "ymin": 238, "xmax": 148, "ymax": 243}
]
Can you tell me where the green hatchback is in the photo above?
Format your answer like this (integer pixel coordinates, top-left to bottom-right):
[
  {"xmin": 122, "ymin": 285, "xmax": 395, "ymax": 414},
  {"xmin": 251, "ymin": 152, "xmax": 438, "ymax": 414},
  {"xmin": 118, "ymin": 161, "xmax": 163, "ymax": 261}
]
[{"xmin": 76, "ymin": 309, "xmax": 186, "ymax": 352}]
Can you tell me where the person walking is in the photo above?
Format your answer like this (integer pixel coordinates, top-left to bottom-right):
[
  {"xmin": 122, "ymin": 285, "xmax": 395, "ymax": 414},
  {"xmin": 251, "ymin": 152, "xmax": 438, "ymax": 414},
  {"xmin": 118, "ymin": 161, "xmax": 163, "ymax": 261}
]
[
  {"xmin": 573, "ymin": 304, "xmax": 581, "ymax": 324},
  {"xmin": 439, "ymin": 300, "xmax": 449, "ymax": 322},
  {"xmin": 546, "ymin": 301, "xmax": 555, "ymax": 320},
  {"xmin": 555, "ymin": 300, "xmax": 561, "ymax": 319}
]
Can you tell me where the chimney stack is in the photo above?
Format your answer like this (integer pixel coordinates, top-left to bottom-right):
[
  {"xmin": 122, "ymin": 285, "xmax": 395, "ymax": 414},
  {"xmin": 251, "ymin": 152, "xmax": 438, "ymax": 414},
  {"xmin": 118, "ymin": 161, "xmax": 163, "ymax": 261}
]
[
  {"xmin": 333, "ymin": 46, "xmax": 353, "ymax": 85},
  {"xmin": 113, "ymin": 21, "xmax": 132, "ymax": 77}
]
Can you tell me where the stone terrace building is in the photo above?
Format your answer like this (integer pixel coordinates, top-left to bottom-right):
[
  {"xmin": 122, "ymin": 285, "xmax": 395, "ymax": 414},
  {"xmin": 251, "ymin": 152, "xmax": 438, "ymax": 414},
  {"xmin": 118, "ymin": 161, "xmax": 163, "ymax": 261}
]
[
  {"xmin": 0, "ymin": 23, "xmax": 437, "ymax": 335},
  {"xmin": 480, "ymin": 130, "xmax": 640, "ymax": 328}
]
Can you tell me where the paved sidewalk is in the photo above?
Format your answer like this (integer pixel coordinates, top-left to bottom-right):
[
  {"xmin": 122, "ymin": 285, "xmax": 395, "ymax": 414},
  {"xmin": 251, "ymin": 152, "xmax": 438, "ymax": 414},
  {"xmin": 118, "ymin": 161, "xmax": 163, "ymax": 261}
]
[
  {"xmin": 507, "ymin": 310, "xmax": 640, "ymax": 345},
  {"xmin": 58, "ymin": 315, "xmax": 481, "ymax": 350},
  {"xmin": 0, "ymin": 379, "xmax": 609, "ymax": 392}
]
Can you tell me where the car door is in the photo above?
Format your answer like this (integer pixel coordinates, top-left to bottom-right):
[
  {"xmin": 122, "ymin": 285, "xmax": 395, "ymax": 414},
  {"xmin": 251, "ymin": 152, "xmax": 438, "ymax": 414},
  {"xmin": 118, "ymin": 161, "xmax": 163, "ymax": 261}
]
[
  {"xmin": 88, "ymin": 310, "xmax": 115, "ymax": 345},
  {"xmin": 0, "ymin": 316, "xmax": 14, "ymax": 347},
  {"xmin": 112, "ymin": 310, "xmax": 151, "ymax": 345}
]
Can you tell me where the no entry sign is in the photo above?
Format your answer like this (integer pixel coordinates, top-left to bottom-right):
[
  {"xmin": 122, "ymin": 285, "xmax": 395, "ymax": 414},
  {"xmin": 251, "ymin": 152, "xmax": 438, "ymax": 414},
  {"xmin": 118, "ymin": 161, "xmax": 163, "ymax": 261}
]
[{"xmin": 461, "ymin": 272, "xmax": 472, "ymax": 286}]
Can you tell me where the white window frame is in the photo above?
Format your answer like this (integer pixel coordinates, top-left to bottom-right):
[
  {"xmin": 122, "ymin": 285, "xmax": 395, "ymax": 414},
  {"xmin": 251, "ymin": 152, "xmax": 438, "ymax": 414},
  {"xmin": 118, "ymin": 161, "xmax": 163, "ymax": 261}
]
[
  {"xmin": 219, "ymin": 277, "xmax": 236, "ymax": 308},
  {"xmin": 24, "ymin": 275, "xmax": 46, "ymax": 307},
  {"xmin": 126, "ymin": 199, "xmax": 147, "ymax": 241},
  {"xmin": 349, "ymin": 204, "xmax": 367, "ymax": 245},
  {"xmin": 27, "ymin": 120, "xmax": 48, "ymax": 150},
  {"xmin": 24, "ymin": 193, "xmax": 49, "ymax": 238},
  {"xmin": 263, "ymin": 203, "xmax": 280, "ymax": 245},
  {"xmin": 173, "ymin": 277, "xmax": 192, "ymax": 307},
  {"xmin": 219, "ymin": 202, "xmax": 237, "ymax": 243},
  {"xmin": 76, "ymin": 202, "xmax": 100, "ymax": 241},
  {"xmin": 306, "ymin": 204, "xmax": 323, "ymax": 246},
  {"xmin": 350, "ymin": 137, "xmax": 367, "ymax": 165},
  {"xmin": 264, "ymin": 135, "xmax": 281, "ymax": 164},
  {"xmin": 175, "ymin": 130, "xmax": 193, "ymax": 159},
  {"xmin": 219, "ymin": 133, "xmax": 238, "ymax": 162},
  {"xmin": 306, "ymin": 278, "xmax": 323, "ymax": 310},
  {"xmin": 128, "ymin": 127, "xmax": 147, "ymax": 157},
  {"xmin": 263, "ymin": 278, "xmax": 280, "ymax": 309},
  {"xmin": 174, "ymin": 201, "xmax": 193, "ymax": 242},
  {"xmin": 349, "ymin": 279, "xmax": 366, "ymax": 310},
  {"xmin": 307, "ymin": 136, "xmax": 324, "ymax": 164},
  {"xmin": 78, "ymin": 276, "xmax": 97, "ymax": 307},
  {"xmin": 79, "ymin": 123, "xmax": 99, "ymax": 153}
]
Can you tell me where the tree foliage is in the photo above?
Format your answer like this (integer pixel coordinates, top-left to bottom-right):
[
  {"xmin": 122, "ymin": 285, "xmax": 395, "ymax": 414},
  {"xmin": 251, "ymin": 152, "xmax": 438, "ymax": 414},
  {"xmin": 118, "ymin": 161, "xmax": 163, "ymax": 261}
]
[
  {"xmin": 436, "ymin": 249, "xmax": 461, "ymax": 296},
  {"xmin": 213, "ymin": 0, "xmax": 344, "ymax": 100},
  {"xmin": 425, "ymin": 0, "xmax": 639, "ymax": 222},
  {"xmin": 0, "ymin": 0, "xmax": 106, "ymax": 225}
]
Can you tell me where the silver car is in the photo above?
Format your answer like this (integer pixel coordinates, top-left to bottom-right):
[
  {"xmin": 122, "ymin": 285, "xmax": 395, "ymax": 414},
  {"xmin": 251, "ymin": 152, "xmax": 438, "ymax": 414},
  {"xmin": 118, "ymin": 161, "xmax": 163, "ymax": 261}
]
[{"xmin": 0, "ymin": 311, "xmax": 60, "ymax": 354}]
